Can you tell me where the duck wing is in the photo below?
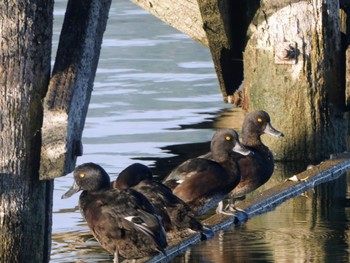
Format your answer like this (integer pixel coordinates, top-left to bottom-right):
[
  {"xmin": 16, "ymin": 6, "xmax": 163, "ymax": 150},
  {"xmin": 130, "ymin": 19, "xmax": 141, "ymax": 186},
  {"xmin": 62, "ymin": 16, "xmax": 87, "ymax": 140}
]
[{"xmin": 83, "ymin": 188, "xmax": 167, "ymax": 253}]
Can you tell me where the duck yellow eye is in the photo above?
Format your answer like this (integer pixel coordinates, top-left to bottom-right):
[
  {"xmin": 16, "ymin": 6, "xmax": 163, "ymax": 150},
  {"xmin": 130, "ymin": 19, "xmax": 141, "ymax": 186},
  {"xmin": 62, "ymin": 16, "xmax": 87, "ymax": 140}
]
[
  {"xmin": 79, "ymin": 173, "xmax": 85, "ymax": 178},
  {"xmin": 225, "ymin": 136, "xmax": 231, "ymax": 141},
  {"xmin": 257, "ymin": 117, "xmax": 263, "ymax": 123}
]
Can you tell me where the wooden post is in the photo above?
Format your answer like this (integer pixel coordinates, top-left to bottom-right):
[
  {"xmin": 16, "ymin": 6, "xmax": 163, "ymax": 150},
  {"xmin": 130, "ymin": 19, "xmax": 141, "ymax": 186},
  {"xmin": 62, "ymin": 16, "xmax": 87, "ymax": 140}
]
[
  {"xmin": 40, "ymin": 0, "xmax": 112, "ymax": 179},
  {"xmin": 241, "ymin": 0, "xmax": 347, "ymax": 162},
  {"xmin": 131, "ymin": 0, "xmax": 348, "ymax": 161},
  {"xmin": 0, "ymin": 1, "xmax": 54, "ymax": 262},
  {"xmin": 0, "ymin": 0, "xmax": 111, "ymax": 261},
  {"xmin": 340, "ymin": 1, "xmax": 350, "ymax": 149},
  {"xmin": 130, "ymin": 0, "xmax": 208, "ymax": 46},
  {"xmin": 196, "ymin": 0, "xmax": 253, "ymax": 102}
]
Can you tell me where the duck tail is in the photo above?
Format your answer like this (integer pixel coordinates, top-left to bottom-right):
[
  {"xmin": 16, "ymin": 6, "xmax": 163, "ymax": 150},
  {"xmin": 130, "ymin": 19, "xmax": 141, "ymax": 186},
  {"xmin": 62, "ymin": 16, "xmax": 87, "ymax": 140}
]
[{"xmin": 125, "ymin": 210, "xmax": 168, "ymax": 251}]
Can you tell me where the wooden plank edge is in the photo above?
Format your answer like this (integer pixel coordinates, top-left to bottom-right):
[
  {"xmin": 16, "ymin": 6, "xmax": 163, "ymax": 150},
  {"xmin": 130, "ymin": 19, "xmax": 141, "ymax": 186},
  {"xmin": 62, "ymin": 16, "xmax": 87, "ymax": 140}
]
[
  {"xmin": 144, "ymin": 234, "xmax": 201, "ymax": 263},
  {"xmin": 235, "ymin": 157, "xmax": 350, "ymax": 218},
  {"xmin": 138, "ymin": 155, "xmax": 350, "ymax": 262}
]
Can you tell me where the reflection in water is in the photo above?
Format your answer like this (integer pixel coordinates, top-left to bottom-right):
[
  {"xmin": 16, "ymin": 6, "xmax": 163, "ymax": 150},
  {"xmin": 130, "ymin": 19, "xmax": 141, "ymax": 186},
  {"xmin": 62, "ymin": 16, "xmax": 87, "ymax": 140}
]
[
  {"xmin": 212, "ymin": 107, "xmax": 246, "ymax": 131},
  {"xmin": 170, "ymin": 107, "xmax": 246, "ymax": 132},
  {"xmin": 171, "ymin": 172, "xmax": 350, "ymax": 263},
  {"xmin": 52, "ymin": 0, "xmax": 350, "ymax": 262}
]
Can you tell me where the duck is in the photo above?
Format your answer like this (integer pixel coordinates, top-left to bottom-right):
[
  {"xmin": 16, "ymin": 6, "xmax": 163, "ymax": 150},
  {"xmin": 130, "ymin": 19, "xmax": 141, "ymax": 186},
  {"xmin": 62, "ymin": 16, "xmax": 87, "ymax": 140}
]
[
  {"xmin": 202, "ymin": 110, "xmax": 284, "ymax": 211},
  {"xmin": 163, "ymin": 129, "xmax": 251, "ymax": 216},
  {"xmin": 113, "ymin": 163, "xmax": 213, "ymax": 240},
  {"xmin": 61, "ymin": 162, "xmax": 168, "ymax": 263}
]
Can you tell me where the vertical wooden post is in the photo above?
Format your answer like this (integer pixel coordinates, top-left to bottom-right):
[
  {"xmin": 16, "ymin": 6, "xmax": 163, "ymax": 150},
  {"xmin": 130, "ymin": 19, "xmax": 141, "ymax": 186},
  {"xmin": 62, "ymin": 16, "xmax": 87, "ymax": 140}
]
[
  {"xmin": 130, "ymin": 0, "xmax": 256, "ymax": 102},
  {"xmin": 340, "ymin": 1, "xmax": 350, "ymax": 149},
  {"xmin": 0, "ymin": 1, "xmax": 54, "ymax": 262},
  {"xmin": 242, "ymin": 0, "xmax": 347, "ymax": 162},
  {"xmin": 196, "ymin": 0, "xmax": 248, "ymax": 102},
  {"xmin": 0, "ymin": 0, "xmax": 111, "ymax": 261},
  {"xmin": 128, "ymin": 1, "xmax": 348, "ymax": 161}
]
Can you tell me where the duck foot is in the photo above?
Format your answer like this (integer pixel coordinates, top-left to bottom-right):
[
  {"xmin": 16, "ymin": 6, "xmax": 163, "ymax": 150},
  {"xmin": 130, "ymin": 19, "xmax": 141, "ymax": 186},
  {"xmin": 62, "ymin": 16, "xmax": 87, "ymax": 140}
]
[
  {"xmin": 216, "ymin": 201, "xmax": 236, "ymax": 216},
  {"xmin": 286, "ymin": 175, "xmax": 309, "ymax": 182}
]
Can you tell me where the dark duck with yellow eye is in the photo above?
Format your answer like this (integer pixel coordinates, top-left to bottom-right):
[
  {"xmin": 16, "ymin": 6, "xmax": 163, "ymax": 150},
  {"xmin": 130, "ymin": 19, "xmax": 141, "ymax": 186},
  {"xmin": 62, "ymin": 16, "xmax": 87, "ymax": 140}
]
[
  {"xmin": 203, "ymin": 110, "xmax": 284, "ymax": 211},
  {"xmin": 163, "ymin": 129, "xmax": 251, "ymax": 216},
  {"xmin": 61, "ymin": 162, "xmax": 168, "ymax": 263},
  {"xmin": 113, "ymin": 163, "xmax": 213, "ymax": 240}
]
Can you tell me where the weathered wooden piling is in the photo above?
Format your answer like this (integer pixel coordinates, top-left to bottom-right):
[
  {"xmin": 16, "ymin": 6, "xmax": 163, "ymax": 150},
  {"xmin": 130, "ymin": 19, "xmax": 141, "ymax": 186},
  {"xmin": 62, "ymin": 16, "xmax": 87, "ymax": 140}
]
[
  {"xmin": 2, "ymin": 0, "xmax": 349, "ymax": 261},
  {"xmin": 0, "ymin": 1, "xmax": 54, "ymax": 262},
  {"xmin": 242, "ymin": 0, "xmax": 347, "ymax": 162},
  {"xmin": 131, "ymin": 0, "xmax": 349, "ymax": 163},
  {"xmin": 0, "ymin": 0, "xmax": 111, "ymax": 262},
  {"xmin": 130, "ymin": 0, "xmax": 207, "ymax": 46},
  {"xmin": 131, "ymin": 0, "xmax": 247, "ymax": 102},
  {"xmin": 40, "ymin": 0, "xmax": 112, "ymax": 180}
]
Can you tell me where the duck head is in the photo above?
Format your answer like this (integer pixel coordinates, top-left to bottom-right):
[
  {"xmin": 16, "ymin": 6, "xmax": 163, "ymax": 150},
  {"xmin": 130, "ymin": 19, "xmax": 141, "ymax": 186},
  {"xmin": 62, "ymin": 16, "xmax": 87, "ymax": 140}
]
[
  {"xmin": 243, "ymin": 110, "xmax": 284, "ymax": 139},
  {"xmin": 61, "ymin": 162, "xmax": 111, "ymax": 199},
  {"xmin": 211, "ymin": 129, "xmax": 251, "ymax": 156},
  {"xmin": 114, "ymin": 163, "xmax": 153, "ymax": 189}
]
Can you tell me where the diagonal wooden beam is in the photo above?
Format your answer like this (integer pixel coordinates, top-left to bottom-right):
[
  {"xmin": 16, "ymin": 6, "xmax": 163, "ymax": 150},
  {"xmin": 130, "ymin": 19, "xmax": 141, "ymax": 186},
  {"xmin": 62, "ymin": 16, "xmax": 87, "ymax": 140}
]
[
  {"xmin": 131, "ymin": 0, "xmax": 208, "ymax": 47},
  {"xmin": 40, "ymin": 0, "xmax": 112, "ymax": 180},
  {"xmin": 130, "ymin": 0, "xmax": 245, "ymax": 102}
]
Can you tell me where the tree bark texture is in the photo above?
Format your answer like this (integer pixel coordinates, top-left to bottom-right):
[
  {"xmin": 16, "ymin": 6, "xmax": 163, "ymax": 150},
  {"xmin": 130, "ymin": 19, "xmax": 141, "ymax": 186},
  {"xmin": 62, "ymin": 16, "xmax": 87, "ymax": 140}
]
[
  {"xmin": 40, "ymin": 0, "xmax": 112, "ymax": 179},
  {"xmin": 340, "ymin": 4, "xmax": 350, "ymax": 110},
  {"xmin": 0, "ymin": 1, "xmax": 54, "ymax": 262},
  {"xmin": 242, "ymin": 0, "xmax": 347, "ymax": 162},
  {"xmin": 131, "ymin": 0, "xmax": 208, "ymax": 47},
  {"xmin": 340, "ymin": 3, "xmax": 350, "ymax": 149}
]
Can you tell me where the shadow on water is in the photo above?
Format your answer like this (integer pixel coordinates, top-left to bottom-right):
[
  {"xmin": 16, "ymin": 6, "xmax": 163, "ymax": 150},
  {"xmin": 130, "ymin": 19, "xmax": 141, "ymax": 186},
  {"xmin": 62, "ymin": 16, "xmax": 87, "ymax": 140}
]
[
  {"xmin": 137, "ymin": 141, "xmax": 210, "ymax": 179},
  {"xmin": 136, "ymin": 107, "xmax": 246, "ymax": 179}
]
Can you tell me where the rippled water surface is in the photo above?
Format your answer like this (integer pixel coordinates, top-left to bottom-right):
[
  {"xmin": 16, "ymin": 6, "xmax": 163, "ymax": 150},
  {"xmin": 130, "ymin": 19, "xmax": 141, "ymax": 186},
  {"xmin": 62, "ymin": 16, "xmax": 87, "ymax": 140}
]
[{"xmin": 51, "ymin": 1, "xmax": 350, "ymax": 262}]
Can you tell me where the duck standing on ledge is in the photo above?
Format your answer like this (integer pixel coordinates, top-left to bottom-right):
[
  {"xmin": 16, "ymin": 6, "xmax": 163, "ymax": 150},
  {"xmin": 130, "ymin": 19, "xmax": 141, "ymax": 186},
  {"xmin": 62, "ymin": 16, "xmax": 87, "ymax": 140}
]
[
  {"xmin": 163, "ymin": 129, "xmax": 251, "ymax": 216},
  {"xmin": 203, "ymin": 110, "xmax": 284, "ymax": 211},
  {"xmin": 61, "ymin": 162, "xmax": 167, "ymax": 263},
  {"xmin": 113, "ymin": 163, "xmax": 213, "ymax": 240}
]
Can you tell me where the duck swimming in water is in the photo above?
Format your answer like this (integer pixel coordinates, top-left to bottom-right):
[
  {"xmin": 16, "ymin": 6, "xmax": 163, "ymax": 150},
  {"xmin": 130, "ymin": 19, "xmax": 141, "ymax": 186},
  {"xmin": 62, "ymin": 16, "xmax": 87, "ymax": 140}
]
[
  {"xmin": 163, "ymin": 129, "xmax": 251, "ymax": 216},
  {"xmin": 61, "ymin": 162, "xmax": 167, "ymax": 263},
  {"xmin": 113, "ymin": 163, "xmax": 213, "ymax": 240}
]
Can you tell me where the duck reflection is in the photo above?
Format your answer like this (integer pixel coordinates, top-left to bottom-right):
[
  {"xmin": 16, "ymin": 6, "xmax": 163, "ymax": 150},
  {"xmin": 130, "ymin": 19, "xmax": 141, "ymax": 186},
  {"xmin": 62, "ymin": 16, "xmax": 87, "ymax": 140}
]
[{"xmin": 170, "ymin": 167, "xmax": 349, "ymax": 263}]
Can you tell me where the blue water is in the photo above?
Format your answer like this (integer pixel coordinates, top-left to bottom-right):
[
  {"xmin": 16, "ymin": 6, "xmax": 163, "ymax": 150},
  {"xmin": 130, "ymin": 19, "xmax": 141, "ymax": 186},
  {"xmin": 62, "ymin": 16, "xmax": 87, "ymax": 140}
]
[{"xmin": 51, "ymin": 1, "xmax": 350, "ymax": 262}]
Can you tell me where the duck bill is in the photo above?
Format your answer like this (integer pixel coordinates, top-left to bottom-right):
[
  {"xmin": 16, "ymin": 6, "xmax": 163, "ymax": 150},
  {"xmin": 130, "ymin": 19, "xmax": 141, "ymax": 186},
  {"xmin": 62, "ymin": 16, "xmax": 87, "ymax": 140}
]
[
  {"xmin": 61, "ymin": 181, "xmax": 80, "ymax": 199},
  {"xmin": 233, "ymin": 141, "xmax": 251, "ymax": 156},
  {"xmin": 264, "ymin": 123, "xmax": 284, "ymax": 137}
]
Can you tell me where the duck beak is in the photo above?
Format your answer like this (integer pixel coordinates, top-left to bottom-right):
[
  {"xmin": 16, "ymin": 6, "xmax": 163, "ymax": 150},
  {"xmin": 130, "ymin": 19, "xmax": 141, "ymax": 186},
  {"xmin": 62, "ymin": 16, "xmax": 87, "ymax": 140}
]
[
  {"xmin": 264, "ymin": 123, "xmax": 284, "ymax": 137},
  {"xmin": 233, "ymin": 140, "xmax": 251, "ymax": 156},
  {"xmin": 61, "ymin": 181, "xmax": 80, "ymax": 199}
]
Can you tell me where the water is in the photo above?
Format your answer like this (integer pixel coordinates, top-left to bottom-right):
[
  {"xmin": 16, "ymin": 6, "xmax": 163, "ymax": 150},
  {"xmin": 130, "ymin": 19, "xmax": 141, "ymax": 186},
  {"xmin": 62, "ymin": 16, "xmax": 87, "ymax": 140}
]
[{"xmin": 51, "ymin": 1, "xmax": 350, "ymax": 262}]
